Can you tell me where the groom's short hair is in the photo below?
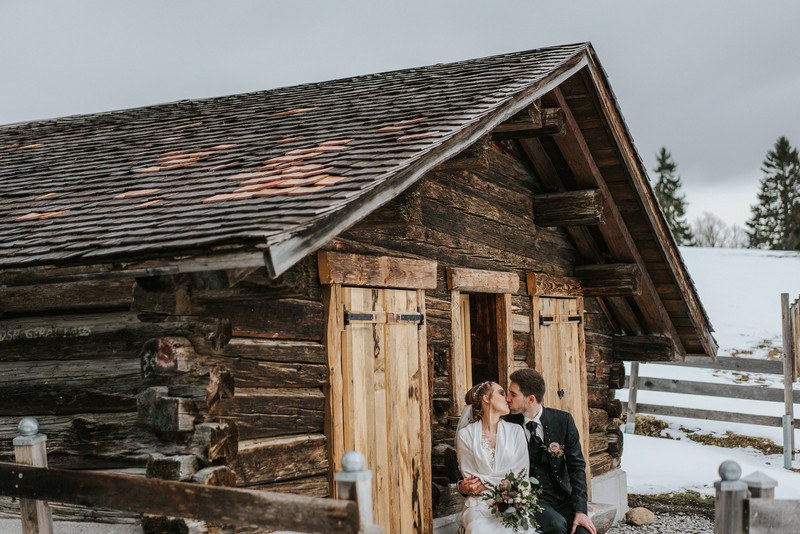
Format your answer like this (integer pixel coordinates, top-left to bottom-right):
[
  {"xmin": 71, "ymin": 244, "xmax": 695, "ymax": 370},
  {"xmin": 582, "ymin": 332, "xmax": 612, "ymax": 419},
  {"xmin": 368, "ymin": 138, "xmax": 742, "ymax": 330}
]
[{"xmin": 510, "ymin": 368, "xmax": 545, "ymax": 403}]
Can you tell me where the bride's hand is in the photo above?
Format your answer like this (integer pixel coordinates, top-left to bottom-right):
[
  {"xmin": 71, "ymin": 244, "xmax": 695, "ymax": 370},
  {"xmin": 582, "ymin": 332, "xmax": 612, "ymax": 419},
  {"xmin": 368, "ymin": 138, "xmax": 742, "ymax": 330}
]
[{"xmin": 459, "ymin": 476, "xmax": 487, "ymax": 496}]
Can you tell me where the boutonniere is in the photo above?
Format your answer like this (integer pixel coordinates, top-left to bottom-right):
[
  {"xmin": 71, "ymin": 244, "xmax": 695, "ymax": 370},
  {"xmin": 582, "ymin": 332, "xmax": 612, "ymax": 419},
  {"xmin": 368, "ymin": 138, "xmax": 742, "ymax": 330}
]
[{"xmin": 544, "ymin": 442, "xmax": 564, "ymax": 458}]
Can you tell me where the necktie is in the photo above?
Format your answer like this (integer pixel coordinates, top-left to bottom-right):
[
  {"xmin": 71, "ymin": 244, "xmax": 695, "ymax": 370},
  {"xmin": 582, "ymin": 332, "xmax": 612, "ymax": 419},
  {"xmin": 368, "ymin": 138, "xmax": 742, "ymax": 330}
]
[{"xmin": 526, "ymin": 421, "xmax": 540, "ymax": 442}]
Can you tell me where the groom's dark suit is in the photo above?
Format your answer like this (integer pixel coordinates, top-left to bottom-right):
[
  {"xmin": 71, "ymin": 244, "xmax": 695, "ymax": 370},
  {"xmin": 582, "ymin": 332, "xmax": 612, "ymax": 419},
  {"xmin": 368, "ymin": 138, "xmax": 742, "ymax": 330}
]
[{"xmin": 505, "ymin": 408, "xmax": 590, "ymax": 534}]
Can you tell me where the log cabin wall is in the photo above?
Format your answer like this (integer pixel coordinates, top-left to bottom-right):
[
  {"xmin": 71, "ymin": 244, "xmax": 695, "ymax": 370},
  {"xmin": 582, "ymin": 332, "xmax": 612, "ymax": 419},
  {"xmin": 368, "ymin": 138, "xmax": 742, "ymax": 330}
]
[{"xmin": 334, "ymin": 139, "xmax": 625, "ymax": 516}]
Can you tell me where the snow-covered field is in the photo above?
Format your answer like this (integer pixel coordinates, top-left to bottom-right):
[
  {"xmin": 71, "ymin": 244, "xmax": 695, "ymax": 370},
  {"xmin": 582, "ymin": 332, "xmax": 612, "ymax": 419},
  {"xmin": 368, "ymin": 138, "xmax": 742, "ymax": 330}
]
[{"xmin": 616, "ymin": 247, "xmax": 800, "ymax": 499}]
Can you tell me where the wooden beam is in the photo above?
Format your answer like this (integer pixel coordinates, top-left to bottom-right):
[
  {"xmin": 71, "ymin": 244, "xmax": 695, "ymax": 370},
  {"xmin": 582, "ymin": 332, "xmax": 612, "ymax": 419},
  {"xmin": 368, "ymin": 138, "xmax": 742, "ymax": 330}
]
[
  {"xmin": 612, "ymin": 335, "xmax": 675, "ymax": 361},
  {"xmin": 0, "ymin": 462, "xmax": 359, "ymax": 533},
  {"xmin": 433, "ymin": 134, "xmax": 491, "ymax": 172},
  {"xmin": 492, "ymin": 106, "xmax": 566, "ymax": 140},
  {"xmin": 0, "ymin": 252, "xmax": 267, "ymax": 287},
  {"xmin": 526, "ymin": 273, "xmax": 581, "ymax": 297},
  {"xmin": 545, "ymin": 87, "xmax": 685, "ymax": 357},
  {"xmin": 317, "ymin": 251, "xmax": 437, "ymax": 289},
  {"xmin": 446, "ymin": 267, "xmax": 519, "ymax": 293},
  {"xmin": 575, "ymin": 264, "xmax": 641, "ymax": 297},
  {"xmin": 534, "ymin": 189, "xmax": 604, "ymax": 226}
]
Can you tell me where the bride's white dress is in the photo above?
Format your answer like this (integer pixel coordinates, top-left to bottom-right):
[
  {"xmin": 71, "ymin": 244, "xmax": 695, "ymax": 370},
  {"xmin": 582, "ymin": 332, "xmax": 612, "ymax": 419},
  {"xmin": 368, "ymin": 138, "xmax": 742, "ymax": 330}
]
[{"xmin": 456, "ymin": 420, "xmax": 538, "ymax": 534}]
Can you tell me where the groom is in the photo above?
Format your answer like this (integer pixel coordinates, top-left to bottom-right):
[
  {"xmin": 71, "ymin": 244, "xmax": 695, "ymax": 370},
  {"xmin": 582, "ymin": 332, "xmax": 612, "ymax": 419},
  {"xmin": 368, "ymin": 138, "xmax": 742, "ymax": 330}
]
[
  {"xmin": 505, "ymin": 368, "xmax": 595, "ymax": 534},
  {"xmin": 459, "ymin": 368, "xmax": 596, "ymax": 534}
]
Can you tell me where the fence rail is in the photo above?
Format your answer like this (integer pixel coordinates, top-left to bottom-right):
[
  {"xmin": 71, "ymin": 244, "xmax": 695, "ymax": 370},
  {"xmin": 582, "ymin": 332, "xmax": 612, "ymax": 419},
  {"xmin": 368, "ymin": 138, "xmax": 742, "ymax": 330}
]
[{"xmin": 2, "ymin": 417, "xmax": 381, "ymax": 534}]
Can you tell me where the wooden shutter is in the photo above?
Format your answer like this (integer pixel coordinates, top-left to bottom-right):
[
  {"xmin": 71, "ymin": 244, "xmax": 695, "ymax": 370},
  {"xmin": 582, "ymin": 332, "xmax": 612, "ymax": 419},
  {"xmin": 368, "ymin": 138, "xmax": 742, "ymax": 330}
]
[{"xmin": 330, "ymin": 286, "xmax": 432, "ymax": 534}]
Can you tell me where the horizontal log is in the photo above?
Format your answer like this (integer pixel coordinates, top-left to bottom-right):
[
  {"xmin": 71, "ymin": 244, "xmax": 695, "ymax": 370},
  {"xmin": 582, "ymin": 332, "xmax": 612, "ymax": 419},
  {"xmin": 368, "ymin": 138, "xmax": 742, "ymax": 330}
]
[
  {"xmin": 446, "ymin": 267, "xmax": 519, "ymax": 293},
  {"xmin": 589, "ymin": 432, "xmax": 609, "ymax": 455},
  {"xmin": 0, "ymin": 278, "xmax": 133, "ymax": 314},
  {"xmin": 534, "ymin": 190, "xmax": 604, "ymax": 227},
  {"xmin": 433, "ymin": 135, "xmax": 490, "ymax": 172},
  {"xmin": 0, "ymin": 313, "xmax": 230, "ymax": 361},
  {"xmin": 625, "ymin": 377, "xmax": 800, "ymax": 403},
  {"xmin": 491, "ymin": 107, "xmax": 566, "ymax": 140},
  {"xmin": 613, "ymin": 335, "xmax": 676, "ymax": 362},
  {"xmin": 623, "ymin": 402, "xmax": 800, "ymax": 428},
  {"xmin": 201, "ymin": 298, "xmax": 323, "ymax": 341},
  {"xmin": 588, "ymin": 408, "xmax": 610, "ymax": 433},
  {"xmin": 234, "ymin": 434, "xmax": 329, "ymax": 486},
  {"xmin": 219, "ymin": 338, "xmax": 325, "ymax": 364},
  {"xmin": 193, "ymin": 466, "xmax": 237, "ymax": 487},
  {"xmin": 575, "ymin": 264, "xmax": 642, "ymax": 297},
  {"xmin": 138, "ymin": 387, "xmax": 197, "ymax": 433},
  {"xmin": 606, "ymin": 427, "xmax": 623, "ymax": 457},
  {"xmin": 219, "ymin": 358, "xmax": 327, "ymax": 388},
  {"xmin": 608, "ymin": 362, "xmax": 625, "ymax": 389},
  {"xmin": 0, "ymin": 358, "xmax": 141, "ymax": 415},
  {"xmin": 660, "ymin": 355, "xmax": 783, "ymax": 375},
  {"xmin": 146, "ymin": 454, "xmax": 198, "ymax": 482},
  {"xmin": 0, "ymin": 462, "xmax": 358, "ymax": 533},
  {"xmin": 250, "ymin": 475, "xmax": 330, "ymax": 497},
  {"xmin": 318, "ymin": 250, "xmax": 437, "ymax": 289},
  {"xmin": 589, "ymin": 452, "xmax": 613, "ymax": 477},
  {"xmin": 216, "ymin": 388, "xmax": 325, "ymax": 440},
  {"xmin": 132, "ymin": 275, "xmax": 191, "ymax": 315}
]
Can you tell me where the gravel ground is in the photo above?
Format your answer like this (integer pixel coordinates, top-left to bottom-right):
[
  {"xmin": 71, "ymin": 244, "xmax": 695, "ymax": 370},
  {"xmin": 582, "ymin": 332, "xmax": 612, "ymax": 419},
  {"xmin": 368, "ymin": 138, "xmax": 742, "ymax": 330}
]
[{"xmin": 606, "ymin": 512, "xmax": 713, "ymax": 533}]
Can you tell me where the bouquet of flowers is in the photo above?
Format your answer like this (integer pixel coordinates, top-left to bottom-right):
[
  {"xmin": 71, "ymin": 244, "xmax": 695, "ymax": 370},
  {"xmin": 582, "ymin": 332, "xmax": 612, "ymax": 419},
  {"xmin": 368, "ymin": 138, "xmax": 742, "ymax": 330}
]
[{"xmin": 482, "ymin": 470, "xmax": 542, "ymax": 532}]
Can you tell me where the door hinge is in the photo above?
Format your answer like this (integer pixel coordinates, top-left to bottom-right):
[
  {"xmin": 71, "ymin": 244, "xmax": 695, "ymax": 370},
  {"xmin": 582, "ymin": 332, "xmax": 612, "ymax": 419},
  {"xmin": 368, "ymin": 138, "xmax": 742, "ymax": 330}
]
[
  {"xmin": 342, "ymin": 304, "xmax": 374, "ymax": 329},
  {"xmin": 539, "ymin": 314, "xmax": 582, "ymax": 326},
  {"xmin": 399, "ymin": 307, "xmax": 425, "ymax": 330}
]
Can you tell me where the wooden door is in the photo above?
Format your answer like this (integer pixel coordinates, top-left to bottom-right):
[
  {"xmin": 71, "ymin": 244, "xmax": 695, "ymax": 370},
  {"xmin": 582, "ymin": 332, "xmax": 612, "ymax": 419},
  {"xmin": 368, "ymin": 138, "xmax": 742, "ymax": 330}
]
[
  {"xmin": 537, "ymin": 296, "xmax": 591, "ymax": 482},
  {"xmin": 334, "ymin": 286, "xmax": 432, "ymax": 534}
]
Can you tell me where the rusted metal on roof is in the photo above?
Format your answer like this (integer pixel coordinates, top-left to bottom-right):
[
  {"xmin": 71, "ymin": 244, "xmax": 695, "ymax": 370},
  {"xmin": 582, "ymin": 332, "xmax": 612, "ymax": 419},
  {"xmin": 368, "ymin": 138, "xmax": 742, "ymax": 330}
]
[{"xmin": 0, "ymin": 43, "xmax": 588, "ymax": 270}]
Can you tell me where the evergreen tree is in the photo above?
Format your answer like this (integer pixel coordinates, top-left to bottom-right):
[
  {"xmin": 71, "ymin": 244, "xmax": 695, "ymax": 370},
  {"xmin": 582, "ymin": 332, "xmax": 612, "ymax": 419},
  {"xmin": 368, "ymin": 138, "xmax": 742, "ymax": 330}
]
[
  {"xmin": 746, "ymin": 136, "xmax": 800, "ymax": 249},
  {"xmin": 653, "ymin": 147, "xmax": 694, "ymax": 245}
]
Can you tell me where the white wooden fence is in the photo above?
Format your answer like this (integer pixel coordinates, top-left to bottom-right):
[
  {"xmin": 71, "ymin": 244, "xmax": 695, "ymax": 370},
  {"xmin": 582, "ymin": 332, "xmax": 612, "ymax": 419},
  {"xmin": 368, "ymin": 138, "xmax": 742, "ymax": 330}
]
[{"xmin": 623, "ymin": 293, "xmax": 800, "ymax": 468}]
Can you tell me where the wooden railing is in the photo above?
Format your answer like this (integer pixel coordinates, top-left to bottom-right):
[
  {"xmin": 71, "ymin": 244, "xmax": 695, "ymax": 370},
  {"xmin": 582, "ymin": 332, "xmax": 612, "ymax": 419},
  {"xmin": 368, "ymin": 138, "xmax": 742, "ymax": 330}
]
[
  {"xmin": 623, "ymin": 293, "xmax": 800, "ymax": 468},
  {"xmin": 1, "ymin": 418, "xmax": 382, "ymax": 534},
  {"xmin": 714, "ymin": 460, "xmax": 800, "ymax": 534}
]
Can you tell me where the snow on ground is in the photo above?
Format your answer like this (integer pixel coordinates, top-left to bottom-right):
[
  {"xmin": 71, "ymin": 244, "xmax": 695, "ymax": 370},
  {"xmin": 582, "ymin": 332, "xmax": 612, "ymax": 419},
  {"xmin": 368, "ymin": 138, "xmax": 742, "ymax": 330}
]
[{"xmin": 615, "ymin": 247, "xmax": 800, "ymax": 499}]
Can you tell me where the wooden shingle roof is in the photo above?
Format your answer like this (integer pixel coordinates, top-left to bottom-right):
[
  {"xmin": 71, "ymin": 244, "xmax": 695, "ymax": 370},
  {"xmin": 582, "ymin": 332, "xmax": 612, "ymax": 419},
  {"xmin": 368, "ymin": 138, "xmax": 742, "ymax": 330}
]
[{"xmin": 0, "ymin": 43, "xmax": 588, "ymax": 276}]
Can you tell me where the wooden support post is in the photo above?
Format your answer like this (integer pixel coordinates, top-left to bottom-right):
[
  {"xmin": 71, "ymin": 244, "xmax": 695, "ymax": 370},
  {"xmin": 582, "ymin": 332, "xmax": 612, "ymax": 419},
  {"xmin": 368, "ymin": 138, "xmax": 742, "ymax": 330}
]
[
  {"xmin": 714, "ymin": 460, "xmax": 747, "ymax": 534},
  {"xmin": 13, "ymin": 417, "xmax": 53, "ymax": 534},
  {"xmin": 782, "ymin": 293, "xmax": 795, "ymax": 467},
  {"xmin": 334, "ymin": 451, "xmax": 383, "ymax": 534},
  {"xmin": 624, "ymin": 362, "xmax": 638, "ymax": 434}
]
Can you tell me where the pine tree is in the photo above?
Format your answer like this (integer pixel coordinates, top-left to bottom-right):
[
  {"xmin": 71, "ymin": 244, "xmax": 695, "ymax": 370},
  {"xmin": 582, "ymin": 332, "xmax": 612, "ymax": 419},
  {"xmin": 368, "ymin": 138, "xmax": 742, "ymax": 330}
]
[
  {"xmin": 653, "ymin": 147, "xmax": 693, "ymax": 245},
  {"xmin": 746, "ymin": 136, "xmax": 800, "ymax": 249}
]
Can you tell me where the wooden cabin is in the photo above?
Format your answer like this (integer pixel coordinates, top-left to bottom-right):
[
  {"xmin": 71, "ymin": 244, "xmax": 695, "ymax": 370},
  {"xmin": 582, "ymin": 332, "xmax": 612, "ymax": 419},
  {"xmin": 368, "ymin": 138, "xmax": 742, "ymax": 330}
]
[{"xmin": 0, "ymin": 43, "xmax": 716, "ymax": 533}]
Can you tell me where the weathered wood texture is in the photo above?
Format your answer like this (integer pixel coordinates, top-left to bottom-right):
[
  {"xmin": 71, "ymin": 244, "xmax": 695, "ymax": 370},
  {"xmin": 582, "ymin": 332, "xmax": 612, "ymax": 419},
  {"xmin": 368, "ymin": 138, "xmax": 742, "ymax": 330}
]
[
  {"xmin": 626, "ymin": 376, "xmax": 800, "ymax": 403},
  {"xmin": 574, "ymin": 264, "xmax": 641, "ymax": 297},
  {"xmin": 0, "ymin": 462, "xmax": 360, "ymax": 533},
  {"xmin": 534, "ymin": 189, "xmax": 604, "ymax": 227},
  {"xmin": 613, "ymin": 335, "xmax": 675, "ymax": 362}
]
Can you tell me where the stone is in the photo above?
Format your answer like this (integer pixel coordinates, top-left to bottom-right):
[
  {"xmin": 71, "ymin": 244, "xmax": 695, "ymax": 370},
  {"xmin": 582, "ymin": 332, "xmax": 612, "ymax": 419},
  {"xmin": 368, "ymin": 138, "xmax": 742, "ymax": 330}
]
[{"xmin": 625, "ymin": 507, "xmax": 655, "ymax": 526}]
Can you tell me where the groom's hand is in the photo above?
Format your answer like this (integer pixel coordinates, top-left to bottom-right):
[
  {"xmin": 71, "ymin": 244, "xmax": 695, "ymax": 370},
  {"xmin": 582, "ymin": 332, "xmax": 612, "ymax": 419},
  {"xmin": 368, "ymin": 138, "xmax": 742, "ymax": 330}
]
[
  {"xmin": 457, "ymin": 476, "xmax": 486, "ymax": 496},
  {"xmin": 571, "ymin": 512, "xmax": 596, "ymax": 534}
]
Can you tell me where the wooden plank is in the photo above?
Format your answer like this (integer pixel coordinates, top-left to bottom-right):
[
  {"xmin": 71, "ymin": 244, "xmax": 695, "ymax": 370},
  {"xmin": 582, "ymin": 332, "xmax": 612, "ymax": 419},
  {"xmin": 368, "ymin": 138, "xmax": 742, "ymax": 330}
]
[
  {"xmin": 575, "ymin": 264, "xmax": 641, "ymax": 297},
  {"xmin": 416, "ymin": 288, "xmax": 434, "ymax": 534},
  {"xmin": 624, "ymin": 402, "xmax": 800, "ymax": 428},
  {"xmin": 0, "ymin": 462, "xmax": 358, "ymax": 533},
  {"xmin": 661, "ymin": 356, "xmax": 782, "ymax": 375},
  {"xmin": 748, "ymin": 497, "xmax": 800, "ymax": 533},
  {"xmin": 318, "ymin": 251, "xmax": 437, "ymax": 289},
  {"xmin": 446, "ymin": 267, "xmax": 519, "ymax": 293},
  {"xmin": 202, "ymin": 298, "xmax": 323, "ymax": 340},
  {"xmin": 450, "ymin": 290, "xmax": 468, "ymax": 416},
  {"xmin": 533, "ymin": 189, "xmax": 604, "ymax": 226},
  {"xmin": 322, "ymin": 283, "xmax": 343, "ymax": 496},
  {"xmin": 233, "ymin": 434, "xmax": 329, "ymax": 486},
  {"xmin": 613, "ymin": 335, "xmax": 675, "ymax": 361},
  {"xmin": 527, "ymin": 273, "xmax": 582, "ymax": 297},
  {"xmin": 496, "ymin": 293, "xmax": 515, "ymax": 389},
  {"xmin": 625, "ymin": 377, "xmax": 800, "ymax": 403}
]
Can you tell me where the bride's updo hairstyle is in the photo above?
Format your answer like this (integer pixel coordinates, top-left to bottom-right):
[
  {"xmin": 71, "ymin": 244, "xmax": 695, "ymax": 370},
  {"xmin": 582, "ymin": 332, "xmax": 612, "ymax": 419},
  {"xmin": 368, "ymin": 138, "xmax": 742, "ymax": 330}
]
[{"xmin": 464, "ymin": 381, "xmax": 493, "ymax": 422}]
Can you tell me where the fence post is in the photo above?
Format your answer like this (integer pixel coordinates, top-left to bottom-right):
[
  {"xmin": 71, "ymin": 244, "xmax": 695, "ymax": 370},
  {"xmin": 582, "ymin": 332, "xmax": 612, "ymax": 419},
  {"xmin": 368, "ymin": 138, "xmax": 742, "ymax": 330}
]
[
  {"xmin": 624, "ymin": 361, "xmax": 639, "ymax": 434},
  {"xmin": 742, "ymin": 470, "xmax": 777, "ymax": 499},
  {"xmin": 334, "ymin": 451, "xmax": 382, "ymax": 534},
  {"xmin": 714, "ymin": 460, "xmax": 748, "ymax": 534},
  {"xmin": 13, "ymin": 417, "xmax": 53, "ymax": 534},
  {"xmin": 781, "ymin": 293, "xmax": 795, "ymax": 467}
]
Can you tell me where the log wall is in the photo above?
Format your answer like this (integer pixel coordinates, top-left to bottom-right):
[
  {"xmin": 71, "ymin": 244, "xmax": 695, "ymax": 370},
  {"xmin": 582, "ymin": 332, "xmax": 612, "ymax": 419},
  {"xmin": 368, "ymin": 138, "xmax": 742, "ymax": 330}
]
[{"xmin": 0, "ymin": 141, "xmax": 625, "ymax": 527}]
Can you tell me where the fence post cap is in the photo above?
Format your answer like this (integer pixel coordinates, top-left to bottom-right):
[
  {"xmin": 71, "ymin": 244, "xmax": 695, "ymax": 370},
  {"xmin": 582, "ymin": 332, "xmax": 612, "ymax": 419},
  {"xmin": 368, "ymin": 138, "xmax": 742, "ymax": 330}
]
[
  {"xmin": 335, "ymin": 451, "xmax": 372, "ymax": 482},
  {"xmin": 13, "ymin": 417, "xmax": 47, "ymax": 446},
  {"xmin": 719, "ymin": 460, "xmax": 741, "ymax": 481},
  {"xmin": 742, "ymin": 470, "xmax": 778, "ymax": 489}
]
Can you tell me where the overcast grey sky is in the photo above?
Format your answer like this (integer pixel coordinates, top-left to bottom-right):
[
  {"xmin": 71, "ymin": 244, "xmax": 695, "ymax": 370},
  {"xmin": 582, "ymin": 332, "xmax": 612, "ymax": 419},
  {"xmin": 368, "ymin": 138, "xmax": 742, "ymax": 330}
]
[{"xmin": 2, "ymin": 1, "xmax": 799, "ymax": 228}]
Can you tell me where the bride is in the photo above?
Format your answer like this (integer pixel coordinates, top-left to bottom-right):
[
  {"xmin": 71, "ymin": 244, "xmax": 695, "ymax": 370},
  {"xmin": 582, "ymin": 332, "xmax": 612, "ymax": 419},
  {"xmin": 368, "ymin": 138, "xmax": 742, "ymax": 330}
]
[{"xmin": 456, "ymin": 381, "xmax": 537, "ymax": 534}]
